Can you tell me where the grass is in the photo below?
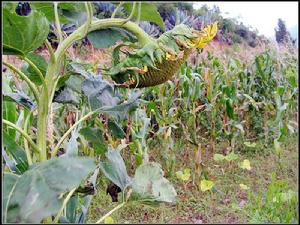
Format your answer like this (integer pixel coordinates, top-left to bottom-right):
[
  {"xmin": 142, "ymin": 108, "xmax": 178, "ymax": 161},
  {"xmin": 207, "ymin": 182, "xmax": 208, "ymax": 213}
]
[{"xmin": 87, "ymin": 134, "xmax": 298, "ymax": 224}]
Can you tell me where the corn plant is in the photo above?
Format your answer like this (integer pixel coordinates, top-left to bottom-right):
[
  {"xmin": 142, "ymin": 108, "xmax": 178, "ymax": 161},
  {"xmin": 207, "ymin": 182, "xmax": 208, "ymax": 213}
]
[{"xmin": 2, "ymin": 2, "xmax": 220, "ymax": 223}]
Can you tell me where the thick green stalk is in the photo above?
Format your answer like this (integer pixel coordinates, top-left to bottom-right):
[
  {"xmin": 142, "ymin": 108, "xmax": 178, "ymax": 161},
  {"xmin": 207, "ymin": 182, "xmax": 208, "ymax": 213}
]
[{"xmin": 36, "ymin": 64, "xmax": 56, "ymax": 161}]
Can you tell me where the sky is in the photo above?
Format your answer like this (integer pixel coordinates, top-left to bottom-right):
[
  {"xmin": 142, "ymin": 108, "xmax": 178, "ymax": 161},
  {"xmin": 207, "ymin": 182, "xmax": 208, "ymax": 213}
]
[{"xmin": 193, "ymin": 1, "xmax": 298, "ymax": 39}]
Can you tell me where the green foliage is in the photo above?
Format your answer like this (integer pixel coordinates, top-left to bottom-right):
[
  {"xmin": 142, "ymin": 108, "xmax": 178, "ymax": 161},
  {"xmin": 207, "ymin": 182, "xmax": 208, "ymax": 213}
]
[
  {"xmin": 131, "ymin": 162, "xmax": 177, "ymax": 203},
  {"xmin": 99, "ymin": 146, "xmax": 132, "ymax": 190},
  {"xmin": 248, "ymin": 174, "xmax": 298, "ymax": 223},
  {"xmin": 3, "ymin": 132, "xmax": 29, "ymax": 174},
  {"xmin": 3, "ymin": 156, "xmax": 96, "ymax": 223},
  {"xmin": 3, "ymin": 8, "xmax": 49, "ymax": 55},
  {"xmin": 2, "ymin": 2, "xmax": 298, "ymax": 224}
]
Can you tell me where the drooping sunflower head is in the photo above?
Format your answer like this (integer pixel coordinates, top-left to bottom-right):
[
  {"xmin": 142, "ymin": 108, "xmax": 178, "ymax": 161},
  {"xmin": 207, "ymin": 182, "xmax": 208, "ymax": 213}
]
[{"xmin": 106, "ymin": 22, "xmax": 218, "ymax": 88}]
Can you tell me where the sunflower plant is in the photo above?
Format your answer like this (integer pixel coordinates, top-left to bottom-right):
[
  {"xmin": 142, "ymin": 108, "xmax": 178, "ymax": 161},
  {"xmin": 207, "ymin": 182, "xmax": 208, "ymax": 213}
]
[{"xmin": 2, "ymin": 2, "xmax": 217, "ymax": 224}]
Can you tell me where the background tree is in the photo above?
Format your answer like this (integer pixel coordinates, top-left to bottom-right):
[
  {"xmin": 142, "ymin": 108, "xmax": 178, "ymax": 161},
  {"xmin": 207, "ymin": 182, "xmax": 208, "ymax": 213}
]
[{"xmin": 275, "ymin": 18, "xmax": 291, "ymax": 44}]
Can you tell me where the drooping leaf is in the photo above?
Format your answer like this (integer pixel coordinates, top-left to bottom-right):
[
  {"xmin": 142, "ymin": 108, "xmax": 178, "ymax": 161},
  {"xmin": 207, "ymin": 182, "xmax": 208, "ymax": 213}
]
[
  {"xmin": 123, "ymin": 2, "xmax": 165, "ymax": 30},
  {"xmin": 3, "ymin": 91, "xmax": 36, "ymax": 110},
  {"xmin": 108, "ymin": 120, "xmax": 126, "ymax": 139},
  {"xmin": 240, "ymin": 159, "xmax": 251, "ymax": 170},
  {"xmin": 21, "ymin": 53, "xmax": 47, "ymax": 85},
  {"xmin": 87, "ymin": 27, "xmax": 137, "ymax": 49},
  {"xmin": 3, "ymin": 156, "xmax": 96, "ymax": 223},
  {"xmin": 131, "ymin": 162, "xmax": 177, "ymax": 203},
  {"xmin": 3, "ymin": 132, "xmax": 29, "ymax": 174},
  {"xmin": 81, "ymin": 76, "xmax": 120, "ymax": 111},
  {"xmin": 213, "ymin": 153, "xmax": 225, "ymax": 161},
  {"xmin": 80, "ymin": 127, "xmax": 107, "ymax": 155},
  {"xmin": 3, "ymin": 8, "xmax": 49, "ymax": 55},
  {"xmin": 199, "ymin": 179, "xmax": 214, "ymax": 192},
  {"xmin": 99, "ymin": 146, "xmax": 132, "ymax": 190}
]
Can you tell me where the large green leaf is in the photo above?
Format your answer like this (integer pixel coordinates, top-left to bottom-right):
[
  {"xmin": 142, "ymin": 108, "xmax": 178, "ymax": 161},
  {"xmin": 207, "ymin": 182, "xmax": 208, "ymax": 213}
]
[
  {"xmin": 3, "ymin": 156, "xmax": 96, "ymax": 223},
  {"xmin": 3, "ymin": 8, "xmax": 49, "ymax": 55},
  {"xmin": 99, "ymin": 146, "xmax": 132, "ymax": 190},
  {"xmin": 131, "ymin": 162, "xmax": 177, "ymax": 203},
  {"xmin": 87, "ymin": 27, "xmax": 137, "ymax": 49},
  {"xmin": 79, "ymin": 127, "xmax": 107, "ymax": 155},
  {"xmin": 123, "ymin": 2, "xmax": 165, "ymax": 30},
  {"xmin": 21, "ymin": 53, "xmax": 47, "ymax": 85},
  {"xmin": 3, "ymin": 132, "xmax": 29, "ymax": 174}
]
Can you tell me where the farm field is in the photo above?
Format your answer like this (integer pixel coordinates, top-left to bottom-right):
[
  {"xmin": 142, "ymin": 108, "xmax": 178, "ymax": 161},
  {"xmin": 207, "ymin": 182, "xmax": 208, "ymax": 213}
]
[
  {"xmin": 87, "ymin": 135, "xmax": 298, "ymax": 224},
  {"xmin": 2, "ymin": 2, "xmax": 298, "ymax": 224}
]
